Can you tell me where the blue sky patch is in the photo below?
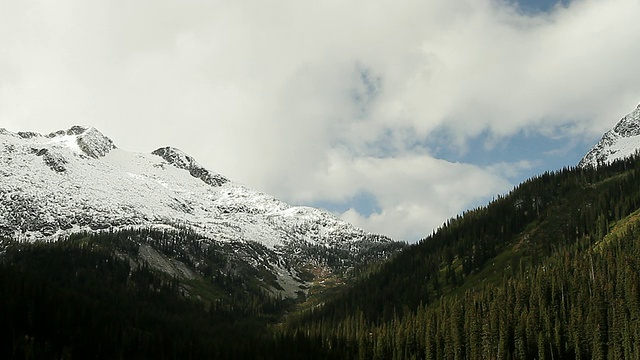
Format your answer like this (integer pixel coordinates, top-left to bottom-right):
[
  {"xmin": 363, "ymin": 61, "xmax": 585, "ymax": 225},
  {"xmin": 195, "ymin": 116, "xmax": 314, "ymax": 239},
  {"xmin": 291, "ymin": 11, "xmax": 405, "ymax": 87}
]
[
  {"xmin": 515, "ymin": 0, "xmax": 570, "ymax": 13},
  {"xmin": 312, "ymin": 190, "xmax": 382, "ymax": 217},
  {"xmin": 427, "ymin": 128, "xmax": 596, "ymax": 183}
]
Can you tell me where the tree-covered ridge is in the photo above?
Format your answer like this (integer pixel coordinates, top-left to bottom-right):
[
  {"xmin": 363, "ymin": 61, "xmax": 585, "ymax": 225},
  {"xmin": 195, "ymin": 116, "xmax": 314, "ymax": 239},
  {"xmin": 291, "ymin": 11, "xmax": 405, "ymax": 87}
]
[
  {"xmin": 0, "ymin": 229, "xmax": 399, "ymax": 359},
  {"xmin": 283, "ymin": 215, "xmax": 640, "ymax": 359},
  {"xmin": 0, "ymin": 232, "xmax": 294, "ymax": 359},
  {"xmin": 282, "ymin": 156, "xmax": 640, "ymax": 359}
]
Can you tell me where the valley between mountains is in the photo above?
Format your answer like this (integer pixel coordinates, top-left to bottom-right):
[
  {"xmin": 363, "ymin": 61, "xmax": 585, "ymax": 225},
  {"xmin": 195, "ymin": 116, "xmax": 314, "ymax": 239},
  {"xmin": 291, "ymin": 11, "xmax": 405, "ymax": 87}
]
[{"xmin": 2, "ymin": 102, "xmax": 640, "ymax": 359}]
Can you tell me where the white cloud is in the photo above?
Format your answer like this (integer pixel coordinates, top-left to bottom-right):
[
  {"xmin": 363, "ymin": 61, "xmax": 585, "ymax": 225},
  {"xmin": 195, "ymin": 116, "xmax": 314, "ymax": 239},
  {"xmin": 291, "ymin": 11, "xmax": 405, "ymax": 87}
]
[
  {"xmin": 1, "ymin": 0, "xmax": 639, "ymax": 241},
  {"xmin": 309, "ymin": 152, "xmax": 516, "ymax": 240}
]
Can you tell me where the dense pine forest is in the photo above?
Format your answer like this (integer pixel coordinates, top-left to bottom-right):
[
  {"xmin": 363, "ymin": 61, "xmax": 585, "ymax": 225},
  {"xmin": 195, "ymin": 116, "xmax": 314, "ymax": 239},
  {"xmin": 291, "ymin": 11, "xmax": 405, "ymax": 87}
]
[
  {"xmin": 283, "ymin": 157, "xmax": 640, "ymax": 359},
  {"xmin": 2, "ymin": 156, "xmax": 640, "ymax": 358},
  {"xmin": 0, "ymin": 232, "xmax": 291, "ymax": 359}
]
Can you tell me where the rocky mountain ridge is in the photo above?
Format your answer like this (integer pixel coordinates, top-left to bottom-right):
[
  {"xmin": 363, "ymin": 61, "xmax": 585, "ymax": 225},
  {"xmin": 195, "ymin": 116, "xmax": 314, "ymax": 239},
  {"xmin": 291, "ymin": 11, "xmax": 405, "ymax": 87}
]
[
  {"xmin": 0, "ymin": 126, "xmax": 402, "ymax": 298},
  {"xmin": 579, "ymin": 103, "xmax": 640, "ymax": 168}
]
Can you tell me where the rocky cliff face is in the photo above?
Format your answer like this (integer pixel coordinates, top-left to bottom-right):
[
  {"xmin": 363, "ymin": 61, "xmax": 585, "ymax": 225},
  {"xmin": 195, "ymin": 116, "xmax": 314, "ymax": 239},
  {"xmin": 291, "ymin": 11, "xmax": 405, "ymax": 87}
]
[
  {"xmin": 579, "ymin": 103, "xmax": 640, "ymax": 168},
  {"xmin": 152, "ymin": 146, "xmax": 229, "ymax": 187},
  {"xmin": 0, "ymin": 126, "xmax": 403, "ymax": 298}
]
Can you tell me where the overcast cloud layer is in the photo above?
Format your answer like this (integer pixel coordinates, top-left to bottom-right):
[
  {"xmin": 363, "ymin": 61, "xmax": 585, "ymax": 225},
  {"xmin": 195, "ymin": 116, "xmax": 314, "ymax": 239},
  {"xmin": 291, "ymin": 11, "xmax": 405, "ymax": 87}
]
[{"xmin": 1, "ymin": 0, "xmax": 640, "ymax": 241}]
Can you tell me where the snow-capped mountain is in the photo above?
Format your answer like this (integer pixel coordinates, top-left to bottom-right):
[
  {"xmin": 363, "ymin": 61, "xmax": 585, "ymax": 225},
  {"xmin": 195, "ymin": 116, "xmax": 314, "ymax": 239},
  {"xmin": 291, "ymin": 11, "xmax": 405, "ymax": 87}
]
[
  {"xmin": 0, "ymin": 126, "xmax": 402, "ymax": 297},
  {"xmin": 579, "ymin": 103, "xmax": 640, "ymax": 168}
]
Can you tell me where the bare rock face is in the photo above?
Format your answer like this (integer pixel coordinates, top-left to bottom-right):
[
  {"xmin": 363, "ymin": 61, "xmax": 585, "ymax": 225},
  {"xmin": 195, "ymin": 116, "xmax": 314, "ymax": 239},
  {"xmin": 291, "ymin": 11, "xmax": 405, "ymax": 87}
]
[
  {"xmin": 579, "ymin": 103, "xmax": 640, "ymax": 168},
  {"xmin": 31, "ymin": 148, "xmax": 68, "ymax": 173},
  {"xmin": 44, "ymin": 126, "xmax": 116, "ymax": 159},
  {"xmin": 152, "ymin": 146, "xmax": 229, "ymax": 186},
  {"xmin": 71, "ymin": 126, "xmax": 116, "ymax": 158}
]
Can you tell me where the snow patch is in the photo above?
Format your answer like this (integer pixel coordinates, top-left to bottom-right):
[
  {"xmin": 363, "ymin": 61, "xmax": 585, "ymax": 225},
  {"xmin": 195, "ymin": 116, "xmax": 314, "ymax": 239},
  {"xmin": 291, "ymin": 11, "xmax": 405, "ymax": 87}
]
[{"xmin": 48, "ymin": 135, "xmax": 83, "ymax": 154}]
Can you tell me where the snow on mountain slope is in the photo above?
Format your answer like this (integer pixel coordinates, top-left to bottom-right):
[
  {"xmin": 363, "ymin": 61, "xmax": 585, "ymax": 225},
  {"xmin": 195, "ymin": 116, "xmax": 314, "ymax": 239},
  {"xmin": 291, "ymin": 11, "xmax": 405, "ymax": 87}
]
[
  {"xmin": 579, "ymin": 103, "xmax": 640, "ymax": 168},
  {"xmin": 0, "ymin": 126, "xmax": 401, "ymax": 298},
  {"xmin": 0, "ymin": 126, "xmax": 384, "ymax": 247}
]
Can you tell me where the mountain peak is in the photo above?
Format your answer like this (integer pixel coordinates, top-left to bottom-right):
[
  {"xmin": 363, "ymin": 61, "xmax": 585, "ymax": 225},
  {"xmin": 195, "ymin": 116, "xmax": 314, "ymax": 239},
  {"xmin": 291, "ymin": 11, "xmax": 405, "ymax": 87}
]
[
  {"xmin": 47, "ymin": 126, "xmax": 116, "ymax": 159},
  {"xmin": 579, "ymin": 103, "xmax": 640, "ymax": 168},
  {"xmin": 611, "ymin": 104, "xmax": 640, "ymax": 137},
  {"xmin": 151, "ymin": 146, "xmax": 229, "ymax": 187}
]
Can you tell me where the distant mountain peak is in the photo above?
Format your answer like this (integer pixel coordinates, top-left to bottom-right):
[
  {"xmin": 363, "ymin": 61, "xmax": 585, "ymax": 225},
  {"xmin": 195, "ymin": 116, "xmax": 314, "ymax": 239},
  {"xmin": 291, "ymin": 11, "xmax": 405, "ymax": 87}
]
[
  {"xmin": 579, "ymin": 102, "xmax": 640, "ymax": 168},
  {"xmin": 151, "ymin": 146, "xmax": 229, "ymax": 186},
  {"xmin": 45, "ymin": 125, "xmax": 117, "ymax": 159},
  {"xmin": 0, "ymin": 126, "xmax": 116, "ymax": 173},
  {"xmin": 612, "ymin": 103, "xmax": 640, "ymax": 137}
]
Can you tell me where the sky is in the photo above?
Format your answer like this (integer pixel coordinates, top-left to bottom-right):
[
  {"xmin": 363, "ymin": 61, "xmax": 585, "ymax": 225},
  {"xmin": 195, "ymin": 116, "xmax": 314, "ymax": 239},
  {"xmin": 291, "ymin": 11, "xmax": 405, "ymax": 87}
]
[{"xmin": 1, "ymin": 0, "xmax": 639, "ymax": 242}]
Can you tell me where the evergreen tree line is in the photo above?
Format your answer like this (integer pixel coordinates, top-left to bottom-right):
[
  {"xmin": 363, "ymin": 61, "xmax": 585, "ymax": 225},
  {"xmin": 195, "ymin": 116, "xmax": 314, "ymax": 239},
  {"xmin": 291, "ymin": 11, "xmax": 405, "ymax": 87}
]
[
  {"xmin": 281, "ymin": 156, "xmax": 640, "ymax": 359},
  {"xmin": 0, "ymin": 232, "xmax": 337, "ymax": 359},
  {"xmin": 282, "ymin": 222, "xmax": 640, "ymax": 359}
]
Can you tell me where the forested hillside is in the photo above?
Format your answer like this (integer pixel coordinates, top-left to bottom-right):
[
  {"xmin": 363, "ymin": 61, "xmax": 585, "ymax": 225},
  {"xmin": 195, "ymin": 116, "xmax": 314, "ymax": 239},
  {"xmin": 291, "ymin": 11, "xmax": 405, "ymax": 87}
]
[
  {"xmin": 0, "ymin": 231, "xmax": 359, "ymax": 359},
  {"xmin": 0, "ymin": 232, "xmax": 270, "ymax": 358},
  {"xmin": 282, "ymin": 156, "xmax": 640, "ymax": 359},
  {"xmin": 3, "ymin": 156, "xmax": 640, "ymax": 359}
]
